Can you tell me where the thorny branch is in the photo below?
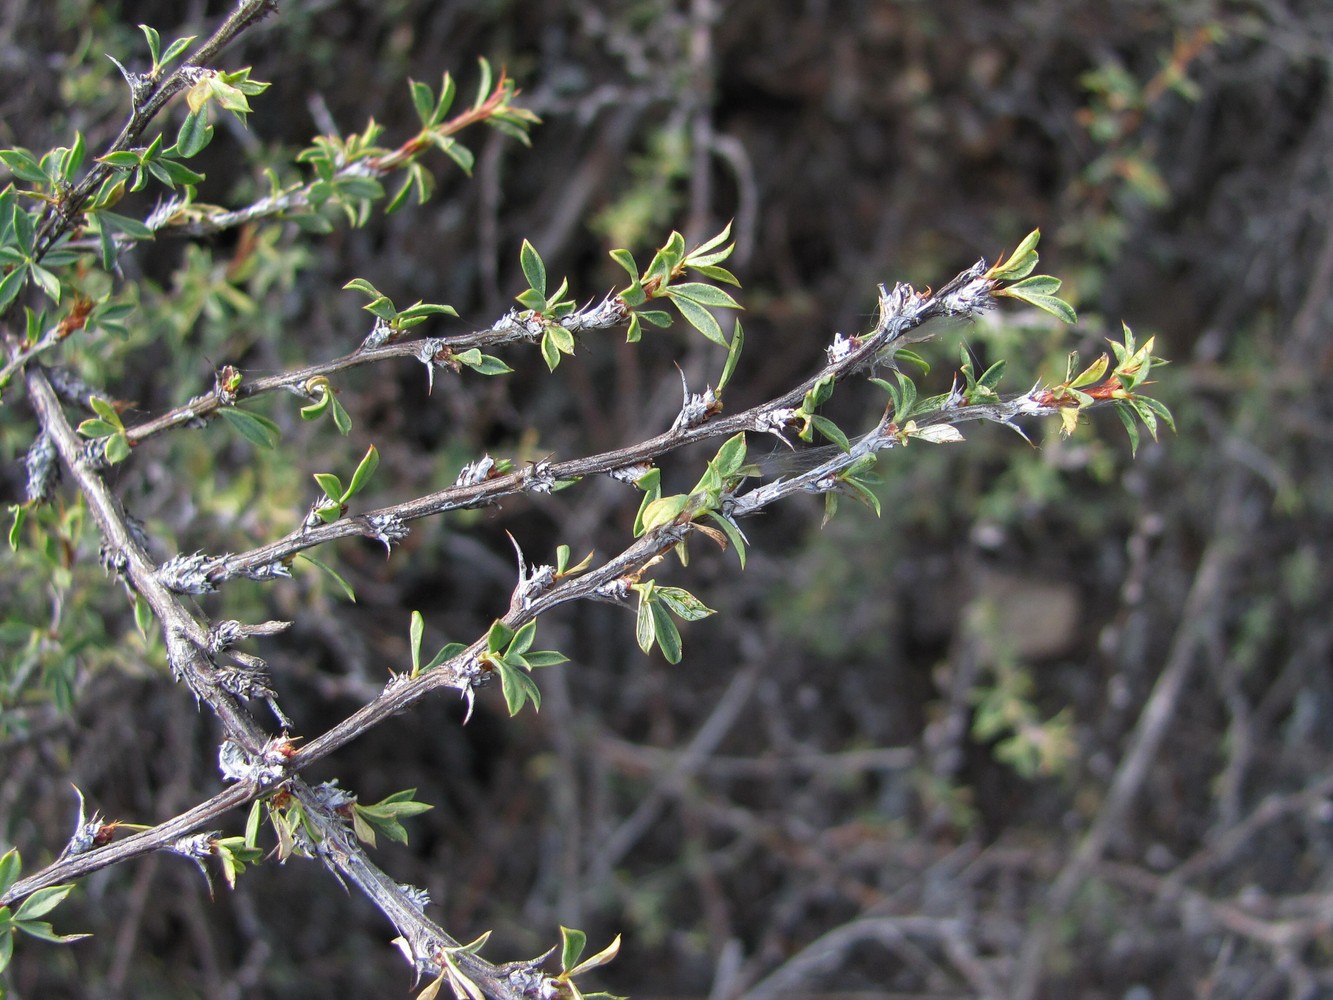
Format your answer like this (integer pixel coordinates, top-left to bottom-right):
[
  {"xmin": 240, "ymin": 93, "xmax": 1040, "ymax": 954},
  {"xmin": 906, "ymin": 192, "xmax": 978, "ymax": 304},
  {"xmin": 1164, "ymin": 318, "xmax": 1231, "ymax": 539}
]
[{"xmin": 4, "ymin": 237, "xmax": 1124, "ymax": 999}]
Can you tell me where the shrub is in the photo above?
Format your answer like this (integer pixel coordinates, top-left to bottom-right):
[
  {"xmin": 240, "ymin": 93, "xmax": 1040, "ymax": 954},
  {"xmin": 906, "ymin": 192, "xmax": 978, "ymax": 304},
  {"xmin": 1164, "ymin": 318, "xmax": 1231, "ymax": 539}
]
[{"xmin": 0, "ymin": 3, "xmax": 1170, "ymax": 997}]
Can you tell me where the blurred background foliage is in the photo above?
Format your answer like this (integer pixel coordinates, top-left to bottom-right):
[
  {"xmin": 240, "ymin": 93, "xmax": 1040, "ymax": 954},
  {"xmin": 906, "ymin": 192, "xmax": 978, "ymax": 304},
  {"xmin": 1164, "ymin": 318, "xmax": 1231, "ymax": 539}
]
[{"xmin": 2, "ymin": 0, "xmax": 1331, "ymax": 997}]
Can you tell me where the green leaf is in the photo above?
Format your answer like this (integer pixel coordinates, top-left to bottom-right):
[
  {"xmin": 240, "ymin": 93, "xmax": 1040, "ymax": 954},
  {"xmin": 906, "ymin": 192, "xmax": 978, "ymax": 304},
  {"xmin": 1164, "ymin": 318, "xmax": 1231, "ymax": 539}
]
[
  {"xmin": 713, "ymin": 432, "xmax": 749, "ymax": 477},
  {"xmin": 560, "ymin": 926, "xmax": 588, "ymax": 973},
  {"xmin": 433, "ymin": 73, "xmax": 457, "ymax": 124},
  {"xmin": 13, "ymin": 919, "xmax": 90, "ymax": 945},
  {"xmin": 655, "ymin": 586, "xmax": 715, "ymax": 621},
  {"xmin": 988, "ymin": 229, "xmax": 1041, "ymax": 282},
  {"xmin": 0, "ymin": 265, "xmax": 28, "ymax": 311},
  {"xmin": 139, "ymin": 23, "xmax": 161, "ymax": 63},
  {"xmin": 159, "ymin": 34, "xmax": 195, "ymax": 68},
  {"xmin": 97, "ymin": 210, "xmax": 154, "ymax": 240},
  {"xmin": 410, "ymin": 610, "xmax": 425, "ymax": 673},
  {"xmin": 509, "ymin": 620, "xmax": 537, "ymax": 657},
  {"xmin": 410, "ymin": 79, "xmax": 434, "ymax": 125},
  {"xmin": 217, "ymin": 407, "xmax": 281, "ymax": 449},
  {"xmin": 397, "ymin": 301, "xmax": 458, "ymax": 322},
  {"xmin": 565, "ymin": 933, "xmax": 622, "ymax": 978},
  {"xmin": 811, "ymin": 415, "xmax": 850, "ymax": 452},
  {"xmin": 134, "ymin": 593, "xmax": 154, "ymax": 638},
  {"xmin": 523, "ymin": 649, "xmax": 569, "ymax": 668},
  {"xmin": 459, "ymin": 351, "xmax": 512, "ymax": 375},
  {"xmin": 104, "ymin": 433, "xmax": 131, "ymax": 464},
  {"xmin": 688, "ymin": 263, "xmax": 739, "ymax": 286},
  {"xmin": 635, "ymin": 595, "xmax": 655, "ymax": 654},
  {"xmin": 486, "ymin": 620, "xmax": 514, "ymax": 654},
  {"xmin": 9, "ymin": 505, "xmax": 26, "ymax": 551},
  {"xmin": 649, "ymin": 601, "xmax": 682, "ymax": 663},
  {"xmin": 718, "ymin": 320, "xmax": 744, "ymax": 392},
  {"xmin": 342, "ymin": 277, "xmax": 385, "ymax": 299},
  {"xmin": 1, "ymin": 148, "xmax": 49, "ymax": 184},
  {"xmin": 609, "ymin": 248, "xmax": 639, "ymax": 281},
  {"xmin": 313, "ymin": 473, "xmax": 343, "ymax": 502},
  {"xmin": 345, "ymin": 445, "xmax": 379, "ymax": 498},
  {"xmin": 547, "ymin": 324, "xmax": 575, "ymax": 355},
  {"xmin": 520, "ymin": 239, "xmax": 546, "ymax": 298},
  {"xmin": 1114, "ymin": 402, "xmax": 1141, "ymax": 456},
  {"xmin": 329, "ymin": 397, "xmax": 352, "ymax": 436},
  {"xmin": 540, "ymin": 330, "xmax": 561, "ymax": 371},
  {"xmin": 174, "ymin": 110, "xmax": 213, "ymax": 159},
  {"xmin": 28, "ymin": 264, "xmax": 60, "ymax": 304},
  {"xmin": 666, "ymin": 290, "xmax": 726, "ymax": 346},
  {"xmin": 296, "ymin": 554, "xmax": 356, "ymax": 602},
  {"xmin": 437, "ymin": 137, "xmax": 475, "ymax": 174},
  {"xmin": 496, "ymin": 658, "xmax": 541, "ymax": 715},
  {"xmin": 665, "ymin": 281, "xmax": 741, "ymax": 310},
  {"xmin": 640, "ymin": 494, "xmax": 689, "ymax": 532},
  {"xmin": 637, "ymin": 309, "xmax": 672, "ymax": 328},
  {"xmin": 0, "ymin": 849, "xmax": 19, "ymax": 896},
  {"xmin": 473, "ymin": 57, "xmax": 494, "ymax": 110},
  {"xmin": 703, "ymin": 511, "xmax": 745, "ymax": 568},
  {"xmin": 423, "ymin": 642, "xmax": 467, "ymax": 672},
  {"xmin": 999, "ymin": 275, "xmax": 1076, "ymax": 324},
  {"xmin": 14, "ymin": 885, "xmax": 73, "ymax": 922},
  {"xmin": 894, "ymin": 348, "xmax": 930, "ymax": 375}
]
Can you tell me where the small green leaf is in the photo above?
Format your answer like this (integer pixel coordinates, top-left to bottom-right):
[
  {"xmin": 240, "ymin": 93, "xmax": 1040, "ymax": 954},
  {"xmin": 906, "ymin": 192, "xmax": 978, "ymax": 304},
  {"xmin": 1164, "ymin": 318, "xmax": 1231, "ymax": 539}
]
[
  {"xmin": 433, "ymin": 73, "xmax": 457, "ymax": 124},
  {"xmin": 634, "ymin": 595, "xmax": 655, "ymax": 654},
  {"xmin": 9, "ymin": 505, "xmax": 26, "ymax": 551},
  {"xmin": 655, "ymin": 586, "xmax": 715, "ymax": 621},
  {"xmin": 811, "ymin": 415, "xmax": 850, "ymax": 452},
  {"xmin": 509, "ymin": 620, "xmax": 537, "ymax": 657},
  {"xmin": 134, "ymin": 594, "xmax": 154, "ymax": 638},
  {"xmin": 159, "ymin": 34, "xmax": 195, "ymax": 68},
  {"xmin": 104, "ymin": 433, "xmax": 131, "ymax": 464},
  {"xmin": 2, "ymin": 148, "xmax": 50, "ymax": 184},
  {"xmin": 666, "ymin": 281, "xmax": 741, "ymax": 310},
  {"xmin": 313, "ymin": 473, "xmax": 343, "ymax": 502},
  {"xmin": 0, "ymin": 849, "xmax": 20, "ymax": 896},
  {"xmin": 718, "ymin": 320, "xmax": 744, "ymax": 392},
  {"xmin": 566, "ymin": 933, "xmax": 622, "ymax": 978},
  {"xmin": 174, "ymin": 110, "xmax": 214, "ymax": 159},
  {"xmin": 486, "ymin": 620, "xmax": 514, "ymax": 654},
  {"xmin": 1114, "ymin": 402, "xmax": 1141, "ymax": 456},
  {"xmin": 139, "ymin": 23, "xmax": 161, "ymax": 63},
  {"xmin": 455, "ymin": 349, "xmax": 513, "ymax": 375},
  {"xmin": 667, "ymin": 291, "xmax": 726, "ymax": 346},
  {"xmin": 297, "ymin": 554, "xmax": 356, "ymax": 602},
  {"xmin": 217, "ymin": 407, "xmax": 281, "ymax": 449},
  {"xmin": 496, "ymin": 658, "xmax": 541, "ymax": 715},
  {"xmin": 423, "ymin": 642, "xmax": 467, "ymax": 672},
  {"xmin": 999, "ymin": 275, "xmax": 1077, "ymax": 324},
  {"xmin": 330, "ymin": 397, "xmax": 352, "ymax": 436},
  {"xmin": 410, "ymin": 79, "xmax": 434, "ymax": 126},
  {"xmin": 13, "ymin": 885, "xmax": 74, "ymax": 922},
  {"xmin": 560, "ymin": 926, "xmax": 588, "ymax": 973},
  {"xmin": 649, "ymin": 601, "xmax": 682, "ymax": 663},
  {"xmin": 0, "ymin": 265, "xmax": 27, "ymax": 311},
  {"xmin": 519, "ymin": 239, "xmax": 546, "ymax": 298},
  {"xmin": 410, "ymin": 610, "xmax": 425, "ymax": 673},
  {"xmin": 640, "ymin": 494, "xmax": 689, "ymax": 532},
  {"xmin": 345, "ymin": 445, "xmax": 379, "ymax": 499},
  {"xmin": 540, "ymin": 330, "xmax": 561, "ymax": 371},
  {"xmin": 987, "ymin": 229, "xmax": 1041, "ymax": 282},
  {"xmin": 523, "ymin": 650, "xmax": 569, "ymax": 668}
]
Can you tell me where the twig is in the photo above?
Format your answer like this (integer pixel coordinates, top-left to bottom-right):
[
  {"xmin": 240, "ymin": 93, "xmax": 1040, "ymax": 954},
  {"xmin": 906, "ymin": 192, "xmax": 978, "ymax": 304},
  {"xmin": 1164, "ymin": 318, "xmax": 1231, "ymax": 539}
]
[{"xmin": 1009, "ymin": 483, "xmax": 1245, "ymax": 1000}]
